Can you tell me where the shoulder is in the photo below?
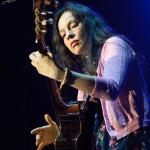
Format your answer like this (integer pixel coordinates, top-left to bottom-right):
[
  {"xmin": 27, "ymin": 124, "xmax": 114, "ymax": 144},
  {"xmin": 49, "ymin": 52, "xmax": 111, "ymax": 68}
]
[
  {"xmin": 101, "ymin": 36, "xmax": 135, "ymax": 62},
  {"xmin": 104, "ymin": 36, "xmax": 130, "ymax": 48}
]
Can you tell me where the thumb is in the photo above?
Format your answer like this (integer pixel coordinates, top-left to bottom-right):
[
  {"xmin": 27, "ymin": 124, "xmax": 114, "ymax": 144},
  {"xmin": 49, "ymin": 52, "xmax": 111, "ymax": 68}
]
[{"xmin": 44, "ymin": 114, "xmax": 55, "ymax": 126}]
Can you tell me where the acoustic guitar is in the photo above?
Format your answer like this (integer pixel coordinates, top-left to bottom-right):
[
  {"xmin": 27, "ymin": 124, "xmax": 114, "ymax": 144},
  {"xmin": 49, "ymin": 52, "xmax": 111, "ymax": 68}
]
[{"xmin": 33, "ymin": 1, "xmax": 101, "ymax": 149}]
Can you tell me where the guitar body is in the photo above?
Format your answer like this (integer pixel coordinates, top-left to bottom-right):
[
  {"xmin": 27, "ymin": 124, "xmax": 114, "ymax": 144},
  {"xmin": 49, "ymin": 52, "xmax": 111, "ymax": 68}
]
[
  {"xmin": 76, "ymin": 100, "xmax": 100, "ymax": 150},
  {"xmin": 55, "ymin": 113, "xmax": 80, "ymax": 150},
  {"xmin": 33, "ymin": 1, "xmax": 103, "ymax": 150},
  {"xmin": 55, "ymin": 99, "xmax": 102, "ymax": 150}
]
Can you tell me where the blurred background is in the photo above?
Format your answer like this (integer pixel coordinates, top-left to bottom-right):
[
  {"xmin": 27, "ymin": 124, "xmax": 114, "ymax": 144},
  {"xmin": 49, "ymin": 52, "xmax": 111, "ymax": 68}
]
[{"xmin": 0, "ymin": 0, "xmax": 150, "ymax": 149}]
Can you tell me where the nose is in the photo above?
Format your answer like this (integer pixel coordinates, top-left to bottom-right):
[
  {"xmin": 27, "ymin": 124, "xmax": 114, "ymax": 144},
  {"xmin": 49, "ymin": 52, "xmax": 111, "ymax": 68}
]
[{"xmin": 66, "ymin": 30, "xmax": 74, "ymax": 40}]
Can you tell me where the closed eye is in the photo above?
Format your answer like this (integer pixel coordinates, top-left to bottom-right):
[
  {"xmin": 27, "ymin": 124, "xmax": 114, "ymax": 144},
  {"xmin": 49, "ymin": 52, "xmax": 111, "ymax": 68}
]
[
  {"xmin": 70, "ymin": 21, "xmax": 79, "ymax": 29},
  {"xmin": 60, "ymin": 32, "xmax": 66, "ymax": 39},
  {"xmin": 62, "ymin": 33, "xmax": 66, "ymax": 38}
]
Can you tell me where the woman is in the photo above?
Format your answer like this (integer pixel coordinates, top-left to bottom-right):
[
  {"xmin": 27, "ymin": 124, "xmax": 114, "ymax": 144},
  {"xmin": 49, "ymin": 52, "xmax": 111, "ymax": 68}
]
[{"xmin": 30, "ymin": 2, "xmax": 150, "ymax": 150}]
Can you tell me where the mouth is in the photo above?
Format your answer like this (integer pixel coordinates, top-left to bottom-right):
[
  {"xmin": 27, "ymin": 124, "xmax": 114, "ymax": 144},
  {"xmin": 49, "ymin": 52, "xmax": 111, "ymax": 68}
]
[{"xmin": 71, "ymin": 40, "xmax": 79, "ymax": 48}]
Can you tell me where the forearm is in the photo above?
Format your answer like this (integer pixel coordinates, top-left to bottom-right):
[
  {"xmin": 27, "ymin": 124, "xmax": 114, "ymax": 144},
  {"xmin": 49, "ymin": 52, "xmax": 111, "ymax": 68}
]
[
  {"xmin": 65, "ymin": 71, "xmax": 119, "ymax": 100},
  {"xmin": 57, "ymin": 68, "xmax": 122, "ymax": 101},
  {"xmin": 58, "ymin": 69, "xmax": 96, "ymax": 95},
  {"xmin": 69, "ymin": 71, "xmax": 96, "ymax": 94}
]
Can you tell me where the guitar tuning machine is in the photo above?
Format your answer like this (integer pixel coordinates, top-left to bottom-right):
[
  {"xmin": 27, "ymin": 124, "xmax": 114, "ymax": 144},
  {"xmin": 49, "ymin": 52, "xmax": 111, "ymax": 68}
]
[
  {"xmin": 54, "ymin": 1, "xmax": 60, "ymax": 7},
  {"xmin": 41, "ymin": 11, "xmax": 53, "ymax": 15},
  {"xmin": 47, "ymin": 18, "xmax": 53, "ymax": 24},
  {"xmin": 41, "ymin": 18, "xmax": 53, "ymax": 26}
]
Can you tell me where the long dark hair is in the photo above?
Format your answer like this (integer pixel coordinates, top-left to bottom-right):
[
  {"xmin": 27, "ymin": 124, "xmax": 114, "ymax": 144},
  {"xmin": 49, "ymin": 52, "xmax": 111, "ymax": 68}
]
[{"xmin": 52, "ymin": 2, "xmax": 114, "ymax": 74}]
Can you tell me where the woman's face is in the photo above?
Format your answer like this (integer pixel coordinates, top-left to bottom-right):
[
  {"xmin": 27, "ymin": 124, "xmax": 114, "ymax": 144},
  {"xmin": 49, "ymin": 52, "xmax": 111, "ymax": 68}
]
[{"xmin": 58, "ymin": 11, "xmax": 88, "ymax": 56}]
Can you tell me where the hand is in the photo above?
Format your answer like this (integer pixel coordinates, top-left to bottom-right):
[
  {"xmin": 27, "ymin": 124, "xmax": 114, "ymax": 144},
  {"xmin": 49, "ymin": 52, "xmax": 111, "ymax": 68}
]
[
  {"xmin": 29, "ymin": 51, "xmax": 64, "ymax": 81},
  {"xmin": 31, "ymin": 114, "xmax": 60, "ymax": 150}
]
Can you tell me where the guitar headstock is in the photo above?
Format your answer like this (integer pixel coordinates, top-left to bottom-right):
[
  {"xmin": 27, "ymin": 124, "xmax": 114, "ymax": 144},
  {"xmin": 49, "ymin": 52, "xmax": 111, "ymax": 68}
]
[{"xmin": 33, "ymin": 0, "xmax": 60, "ymax": 53}]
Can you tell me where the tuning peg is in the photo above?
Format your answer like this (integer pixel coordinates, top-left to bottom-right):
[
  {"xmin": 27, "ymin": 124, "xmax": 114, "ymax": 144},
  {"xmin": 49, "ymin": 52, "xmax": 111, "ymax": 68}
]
[
  {"xmin": 40, "ymin": 11, "xmax": 53, "ymax": 16},
  {"xmin": 41, "ymin": 18, "xmax": 53, "ymax": 25},
  {"xmin": 41, "ymin": 20, "xmax": 47, "ymax": 26},
  {"xmin": 47, "ymin": 18, "xmax": 53, "ymax": 24},
  {"xmin": 46, "ymin": 11, "xmax": 53, "ymax": 15},
  {"xmin": 55, "ymin": 0, "xmax": 60, "ymax": 5},
  {"xmin": 54, "ymin": 0, "xmax": 60, "ymax": 8}
]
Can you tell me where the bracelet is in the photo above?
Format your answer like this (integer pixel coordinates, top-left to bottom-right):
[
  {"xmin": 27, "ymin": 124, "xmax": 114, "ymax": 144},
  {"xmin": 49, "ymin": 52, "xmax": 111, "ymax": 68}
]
[{"xmin": 59, "ymin": 68, "xmax": 68, "ymax": 92}]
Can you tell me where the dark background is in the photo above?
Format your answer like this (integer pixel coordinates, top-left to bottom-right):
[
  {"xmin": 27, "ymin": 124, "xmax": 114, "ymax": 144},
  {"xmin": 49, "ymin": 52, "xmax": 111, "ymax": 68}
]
[{"xmin": 0, "ymin": 0, "xmax": 150, "ymax": 150}]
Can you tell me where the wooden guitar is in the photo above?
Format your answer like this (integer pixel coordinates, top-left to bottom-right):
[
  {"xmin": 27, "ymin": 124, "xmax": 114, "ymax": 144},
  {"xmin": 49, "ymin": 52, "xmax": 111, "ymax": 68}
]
[
  {"xmin": 33, "ymin": 1, "xmax": 102, "ymax": 150},
  {"xmin": 33, "ymin": 0, "xmax": 80, "ymax": 149}
]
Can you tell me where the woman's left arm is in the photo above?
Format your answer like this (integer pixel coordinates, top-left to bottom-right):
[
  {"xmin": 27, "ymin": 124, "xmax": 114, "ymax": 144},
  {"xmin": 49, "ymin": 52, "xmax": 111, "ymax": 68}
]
[
  {"xmin": 29, "ymin": 39, "xmax": 134, "ymax": 100},
  {"xmin": 62, "ymin": 39, "xmax": 135, "ymax": 100}
]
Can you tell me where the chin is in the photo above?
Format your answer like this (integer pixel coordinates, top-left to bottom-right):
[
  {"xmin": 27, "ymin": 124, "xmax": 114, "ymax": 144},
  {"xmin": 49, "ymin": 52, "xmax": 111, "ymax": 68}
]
[
  {"xmin": 75, "ymin": 50, "xmax": 82, "ymax": 56},
  {"xmin": 72, "ymin": 46, "xmax": 85, "ymax": 56},
  {"xmin": 71, "ymin": 48, "xmax": 81, "ymax": 55}
]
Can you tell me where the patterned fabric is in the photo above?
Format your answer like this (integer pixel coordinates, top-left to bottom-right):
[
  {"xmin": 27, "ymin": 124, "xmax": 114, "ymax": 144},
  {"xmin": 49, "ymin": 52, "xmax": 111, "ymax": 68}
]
[
  {"xmin": 101, "ymin": 126, "xmax": 150, "ymax": 150},
  {"xmin": 95, "ymin": 123, "xmax": 105, "ymax": 150}
]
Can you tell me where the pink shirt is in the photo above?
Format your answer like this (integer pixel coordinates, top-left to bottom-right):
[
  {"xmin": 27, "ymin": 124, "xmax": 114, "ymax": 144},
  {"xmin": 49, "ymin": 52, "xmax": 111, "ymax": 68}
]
[{"xmin": 77, "ymin": 36, "xmax": 150, "ymax": 140}]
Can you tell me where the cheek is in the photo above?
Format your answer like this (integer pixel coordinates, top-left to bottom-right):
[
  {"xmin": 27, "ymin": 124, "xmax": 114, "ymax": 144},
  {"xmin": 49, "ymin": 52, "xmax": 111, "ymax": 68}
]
[
  {"xmin": 77, "ymin": 24, "xmax": 85, "ymax": 37},
  {"xmin": 78, "ymin": 28, "xmax": 85, "ymax": 42},
  {"xmin": 63, "ymin": 39, "xmax": 68, "ymax": 47},
  {"xmin": 64, "ymin": 40, "xmax": 71, "ymax": 50}
]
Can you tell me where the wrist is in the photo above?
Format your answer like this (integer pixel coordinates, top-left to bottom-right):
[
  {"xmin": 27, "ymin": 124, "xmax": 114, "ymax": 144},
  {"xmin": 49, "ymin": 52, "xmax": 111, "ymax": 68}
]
[
  {"xmin": 57, "ymin": 69, "xmax": 65, "ymax": 82},
  {"xmin": 58, "ymin": 68, "xmax": 68, "ymax": 92}
]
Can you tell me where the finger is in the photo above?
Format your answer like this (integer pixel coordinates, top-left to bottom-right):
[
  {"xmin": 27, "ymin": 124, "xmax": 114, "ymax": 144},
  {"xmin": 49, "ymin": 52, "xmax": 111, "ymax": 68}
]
[
  {"xmin": 29, "ymin": 52, "xmax": 37, "ymax": 60},
  {"xmin": 47, "ymin": 51, "xmax": 53, "ymax": 58},
  {"xmin": 31, "ymin": 127, "xmax": 43, "ymax": 135},
  {"xmin": 29, "ymin": 51, "xmax": 42, "ymax": 61},
  {"xmin": 36, "ymin": 51, "xmax": 43, "ymax": 57},
  {"xmin": 44, "ymin": 114, "xmax": 55, "ymax": 126},
  {"xmin": 31, "ymin": 61, "xmax": 37, "ymax": 67},
  {"xmin": 37, "ymin": 142, "xmax": 45, "ymax": 150},
  {"xmin": 36, "ymin": 134, "xmax": 41, "ymax": 146}
]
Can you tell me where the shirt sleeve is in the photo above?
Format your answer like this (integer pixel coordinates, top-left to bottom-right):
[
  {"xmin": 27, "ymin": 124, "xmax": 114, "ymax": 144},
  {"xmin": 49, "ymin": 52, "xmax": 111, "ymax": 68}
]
[{"xmin": 91, "ymin": 37, "xmax": 135, "ymax": 100}]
